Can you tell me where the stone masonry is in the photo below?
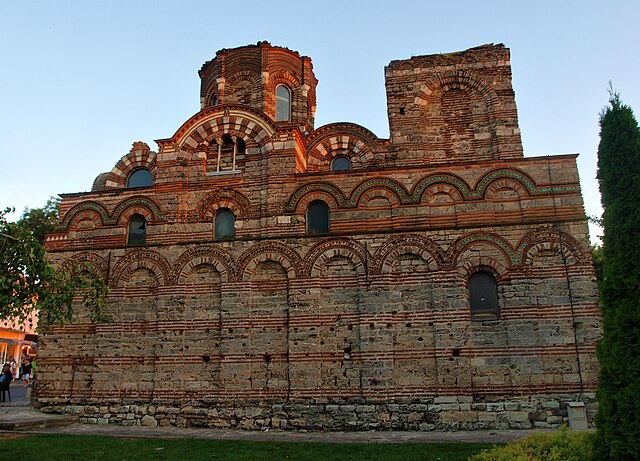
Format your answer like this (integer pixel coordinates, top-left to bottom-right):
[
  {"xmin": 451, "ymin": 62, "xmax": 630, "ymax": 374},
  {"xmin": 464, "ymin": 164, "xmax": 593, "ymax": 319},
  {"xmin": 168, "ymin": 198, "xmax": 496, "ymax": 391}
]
[{"xmin": 36, "ymin": 42, "xmax": 600, "ymax": 431}]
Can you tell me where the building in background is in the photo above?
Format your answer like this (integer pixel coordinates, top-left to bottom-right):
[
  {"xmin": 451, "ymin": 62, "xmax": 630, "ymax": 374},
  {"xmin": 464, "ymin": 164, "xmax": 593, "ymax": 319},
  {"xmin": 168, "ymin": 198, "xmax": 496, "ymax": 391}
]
[
  {"xmin": 37, "ymin": 42, "xmax": 600, "ymax": 430},
  {"xmin": 0, "ymin": 311, "xmax": 37, "ymax": 375}
]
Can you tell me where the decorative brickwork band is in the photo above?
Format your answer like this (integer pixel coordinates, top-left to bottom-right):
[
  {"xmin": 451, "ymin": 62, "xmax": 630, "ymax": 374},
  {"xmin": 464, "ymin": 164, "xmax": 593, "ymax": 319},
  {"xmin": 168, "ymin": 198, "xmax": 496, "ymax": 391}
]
[
  {"xmin": 303, "ymin": 238, "xmax": 370, "ymax": 277},
  {"xmin": 173, "ymin": 106, "xmax": 277, "ymax": 159},
  {"xmin": 59, "ymin": 252, "xmax": 108, "ymax": 279},
  {"xmin": 110, "ymin": 249, "xmax": 174, "ymax": 286},
  {"xmin": 235, "ymin": 241, "xmax": 304, "ymax": 281},
  {"xmin": 194, "ymin": 188, "xmax": 252, "ymax": 222},
  {"xmin": 173, "ymin": 246, "xmax": 235, "ymax": 283},
  {"xmin": 285, "ymin": 168, "xmax": 581, "ymax": 212},
  {"xmin": 58, "ymin": 197, "xmax": 165, "ymax": 230},
  {"xmin": 373, "ymin": 234, "xmax": 446, "ymax": 273},
  {"xmin": 305, "ymin": 123, "xmax": 380, "ymax": 171},
  {"xmin": 516, "ymin": 227, "xmax": 590, "ymax": 266}
]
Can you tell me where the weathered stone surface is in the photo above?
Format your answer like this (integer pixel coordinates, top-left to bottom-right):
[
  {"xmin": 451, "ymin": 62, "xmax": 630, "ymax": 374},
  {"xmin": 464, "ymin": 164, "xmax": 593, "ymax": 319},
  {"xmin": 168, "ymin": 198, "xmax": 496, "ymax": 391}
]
[{"xmin": 140, "ymin": 415, "xmax": 158, "ymax": 427}]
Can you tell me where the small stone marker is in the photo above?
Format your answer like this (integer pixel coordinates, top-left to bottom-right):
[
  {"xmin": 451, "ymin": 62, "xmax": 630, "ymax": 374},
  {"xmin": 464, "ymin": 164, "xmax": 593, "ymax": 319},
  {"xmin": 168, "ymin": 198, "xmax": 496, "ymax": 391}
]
[{"xmin": 567, "ymin": 401, "xmax": 587, "ymax": 431}]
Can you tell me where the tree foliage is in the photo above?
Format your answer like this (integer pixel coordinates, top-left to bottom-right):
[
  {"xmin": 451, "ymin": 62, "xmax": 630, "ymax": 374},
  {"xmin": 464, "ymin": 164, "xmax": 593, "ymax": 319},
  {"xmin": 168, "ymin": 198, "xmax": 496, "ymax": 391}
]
[
  {"xmin": 590, "ymin": 244, "xmax": 604, "ymax": 287},
  {"xmin": 18, "ymin": 197, "xmax": 62, "ymax": 244},
  {"xmin": 595, "ymin": 90, "xmax": 640, "ymax": 460},
  {"xmin": 0, "ymin": 200, "xmax": 108, "ymax": 330}
]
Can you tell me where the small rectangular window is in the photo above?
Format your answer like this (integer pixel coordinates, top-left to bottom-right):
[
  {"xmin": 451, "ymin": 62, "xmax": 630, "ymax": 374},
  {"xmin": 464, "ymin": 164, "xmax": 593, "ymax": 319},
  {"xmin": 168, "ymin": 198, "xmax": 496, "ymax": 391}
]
[
  {"xmin": 127, "ymin": 214, "xmax": 147, "ymax": 245},
  {"xmin": 215, "ymin": 208, "xmax": 236, "ymax": 241},
  {"xmin": 469, "ymin": 272, "xmax": 499, "ymax": 320},
  {"xmin": 307, "ymin": 201, "xmax": 329, "ymax": 234}
]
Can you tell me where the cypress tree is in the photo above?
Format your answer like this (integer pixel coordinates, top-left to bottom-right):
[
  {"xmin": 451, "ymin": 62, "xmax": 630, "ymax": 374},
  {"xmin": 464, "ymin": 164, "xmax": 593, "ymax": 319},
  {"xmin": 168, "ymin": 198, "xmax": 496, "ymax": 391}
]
[{"xmin": 595, "ymin": 91, "xmax": 640, "ymax": 460}]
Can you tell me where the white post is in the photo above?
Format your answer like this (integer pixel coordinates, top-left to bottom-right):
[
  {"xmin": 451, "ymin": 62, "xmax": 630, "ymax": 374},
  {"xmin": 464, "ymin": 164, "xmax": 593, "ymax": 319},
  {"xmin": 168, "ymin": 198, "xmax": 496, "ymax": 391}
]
[
  {"xmin": 216, "ymin": 142, "xmax": 222, "ymax": 172},
  {"xmin": 232, "ymin": 138, "xmax": 237, "ymax": 171}
]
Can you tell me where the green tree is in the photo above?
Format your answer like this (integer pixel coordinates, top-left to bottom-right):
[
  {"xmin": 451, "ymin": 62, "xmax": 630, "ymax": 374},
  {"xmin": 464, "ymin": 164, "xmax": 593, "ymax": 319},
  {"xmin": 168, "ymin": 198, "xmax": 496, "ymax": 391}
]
[
  {"xmin": 18, "ymin": 197, "xmax": 61, "ymax": 244},
  {"xmin": 0, "ymin": 201, "xmax": 108, "ymax": 330},
  {"xmin": 595, "ymin": 90, "xmax": 640, "ymax": 460}
]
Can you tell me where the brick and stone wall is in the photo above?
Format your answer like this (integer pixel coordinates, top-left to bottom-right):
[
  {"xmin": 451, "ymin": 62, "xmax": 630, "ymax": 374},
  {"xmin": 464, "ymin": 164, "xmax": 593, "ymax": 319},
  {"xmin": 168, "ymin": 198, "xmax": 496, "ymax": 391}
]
[
  {"xmin": 385, "ymin": 44, "xmax": 523, "ymax": 165},
  {"xmin": 36, "ymin": 43, "xmax": 600, "ymax": 431}
]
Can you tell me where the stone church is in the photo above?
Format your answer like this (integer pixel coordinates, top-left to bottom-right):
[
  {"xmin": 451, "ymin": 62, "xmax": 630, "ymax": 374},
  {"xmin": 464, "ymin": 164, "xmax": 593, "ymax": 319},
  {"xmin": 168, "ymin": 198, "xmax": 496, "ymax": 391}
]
[{"xmin": 38, "ymin": 42, "xmax": 600, "ymax": 430}]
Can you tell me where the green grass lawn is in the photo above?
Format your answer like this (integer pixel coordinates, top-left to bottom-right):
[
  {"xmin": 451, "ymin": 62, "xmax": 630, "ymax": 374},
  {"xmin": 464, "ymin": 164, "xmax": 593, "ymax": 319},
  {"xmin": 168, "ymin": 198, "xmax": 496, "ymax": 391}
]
[{"xmin": 0, "ymin": 434, "xmax": 496, "ymax": 461}]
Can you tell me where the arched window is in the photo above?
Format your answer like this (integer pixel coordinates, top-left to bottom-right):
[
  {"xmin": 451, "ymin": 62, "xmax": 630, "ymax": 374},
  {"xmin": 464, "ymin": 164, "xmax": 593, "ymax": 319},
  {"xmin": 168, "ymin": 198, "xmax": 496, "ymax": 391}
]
[
  {"xmin": 469, "ymin": 271, "xmax": 499, "ymax": 319},
  {"xmin": 275, "ymin": 85, "xmax": 291, "ymax": 122},
  {"xmin": 207, "ymin": 134, "xmax": 244, "ymax": 174},
  {"xmin": 127, "ymin": 168, "xmax": 153, "ymax": 188},
  {"xmin": 209, "ymin": 93, "xmax": 218, "ymax": 106},
  {"xmin": 127, "ymin": 214, "xmax": 147, "ymax": 245},
  {"xmin": 215, "ymin": 208, "xmax": 235, "ymax": 241},
  {"xmin": 307, "ymin": 200, "xmax": 329, "ymax": 234},
  {"xmin": 331, "ymin": 155, "xmax": 351, "ymax": 171}
]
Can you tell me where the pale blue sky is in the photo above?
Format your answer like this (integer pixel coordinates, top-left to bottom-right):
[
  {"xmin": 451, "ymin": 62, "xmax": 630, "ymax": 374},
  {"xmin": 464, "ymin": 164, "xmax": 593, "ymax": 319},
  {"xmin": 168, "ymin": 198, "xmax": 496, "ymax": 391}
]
[{"xmin": 2, "ymin": 1, "xmax": 639, "ymax": 242}]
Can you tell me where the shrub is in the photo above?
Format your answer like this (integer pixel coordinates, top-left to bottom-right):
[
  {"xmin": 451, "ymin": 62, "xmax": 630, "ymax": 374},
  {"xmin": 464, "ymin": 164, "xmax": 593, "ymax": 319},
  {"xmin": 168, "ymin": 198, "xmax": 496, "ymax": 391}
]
[{"xmin": 468, "ymin": 427, "xmax": 595, "ymax": 461}]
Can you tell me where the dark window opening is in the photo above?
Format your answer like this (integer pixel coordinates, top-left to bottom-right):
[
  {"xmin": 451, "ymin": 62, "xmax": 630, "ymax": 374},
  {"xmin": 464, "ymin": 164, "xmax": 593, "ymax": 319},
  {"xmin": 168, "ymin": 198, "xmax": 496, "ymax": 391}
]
[
  {"xmin": 307, "ymin": 200, "xmax": 329, "ymax": 234},
  {"xmin": 469, "ymin": 271, "xmax": 499, "ymax": 320},
  {"xmin": 222, "ymin": 133, "xmax": 233, "ymax": 145},
  {"xmin": 127, "ymin": 214, "xmax": 147, "ymax": 245},
  {"xmin": 236, "ymin": 137, "xmax": 246, "ymax": 154},
  {"xmin": 209, "ymin": 93, "xmax": 218, "ymax": 106},
  {"xmin": 331, "ymin": 155, "xmax": 351, "ymax": 171},
  {"xmin": 127, "ymin": 168, "xmax": 153, "ymax": 188},
  {"xmin": 215, "ymin": 208, "xmax": 236, "ymax": 240}
]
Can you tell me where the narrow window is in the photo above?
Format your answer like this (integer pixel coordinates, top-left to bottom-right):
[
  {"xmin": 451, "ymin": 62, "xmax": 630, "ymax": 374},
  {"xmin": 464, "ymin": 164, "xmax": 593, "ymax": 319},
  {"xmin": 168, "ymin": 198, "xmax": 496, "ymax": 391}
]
[
  {"xmin": 236, "ymin": 137, "xmax": 246, "ymax": 154},
  {"xmin": 275, "ymin": 85, "xmax": 291, "ymax": 122},
  {"xmin": 127, "ymin": 168, "xmax": 153, "ymax": 188},
  {"xmin": 307, "ymin": 200, "xmax": 329, "ymax": 234},
  {"xmin": 209, "ymin": 93, "xmax": 218, "ymax": 106},
  {"xmin": 127, "ymin": 214, "xmax": 147, "ymax": 245},
  {"xmin": 215, "ymin": 208, "xmax": 235, "ymax": 240},
  {"xmin": 207, "ymin": 135, "xmax": 245, "ymax": 174},
  {"xmin": 469, "ymin": 271, "xmax": 499, "ymax": 319},
  {"xmin": 331, "ymin": 155, "xmax": 351, "ymax": 171}
]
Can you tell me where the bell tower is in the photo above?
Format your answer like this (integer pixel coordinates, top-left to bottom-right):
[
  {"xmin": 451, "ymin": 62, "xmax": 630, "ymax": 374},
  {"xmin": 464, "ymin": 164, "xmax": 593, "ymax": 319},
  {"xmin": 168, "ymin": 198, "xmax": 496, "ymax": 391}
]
[{"xmin": 199, "ymin": 41, "xmax": 318, "ymax": 133}]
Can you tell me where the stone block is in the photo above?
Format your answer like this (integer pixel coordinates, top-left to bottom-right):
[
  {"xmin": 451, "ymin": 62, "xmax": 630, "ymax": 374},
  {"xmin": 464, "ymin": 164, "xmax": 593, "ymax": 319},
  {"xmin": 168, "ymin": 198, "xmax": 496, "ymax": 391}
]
[
  {"xmin": 508, "ymin": 411, "xmax": 530, "ymax": 422},
  {"xmin": 141, "ymin": 415, "xmax": 158, "ymax": 427}
]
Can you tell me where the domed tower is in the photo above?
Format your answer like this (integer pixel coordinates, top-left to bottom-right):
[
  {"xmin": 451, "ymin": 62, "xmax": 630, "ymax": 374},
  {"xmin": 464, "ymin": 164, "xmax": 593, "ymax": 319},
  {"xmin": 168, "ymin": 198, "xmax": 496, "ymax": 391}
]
[{"xmin": 199, "ymin": 41, "xmax": 318, "ymax": 133}]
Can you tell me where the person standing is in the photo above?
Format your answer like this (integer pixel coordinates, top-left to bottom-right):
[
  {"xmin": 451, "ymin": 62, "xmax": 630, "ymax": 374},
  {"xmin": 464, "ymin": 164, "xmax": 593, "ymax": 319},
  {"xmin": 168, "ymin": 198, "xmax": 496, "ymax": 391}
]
[
  {"xmin": 21, "ymin": 360, "xmax": 32, "ymax": 387},
  {"xmin": 0, "ymin": 363, "xmax": 13, "ymax": 402},
  {"xmin": 9, "ymin": 358, "xmax": 16, "ymax": 377}
]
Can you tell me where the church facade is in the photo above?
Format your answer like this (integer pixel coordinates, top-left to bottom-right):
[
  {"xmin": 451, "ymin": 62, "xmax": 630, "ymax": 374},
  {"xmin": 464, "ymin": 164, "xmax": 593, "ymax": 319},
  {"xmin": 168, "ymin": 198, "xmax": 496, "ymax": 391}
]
[{"xmin": 37, "ymin": 42, "xmax": 600, "ymax": 430}]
